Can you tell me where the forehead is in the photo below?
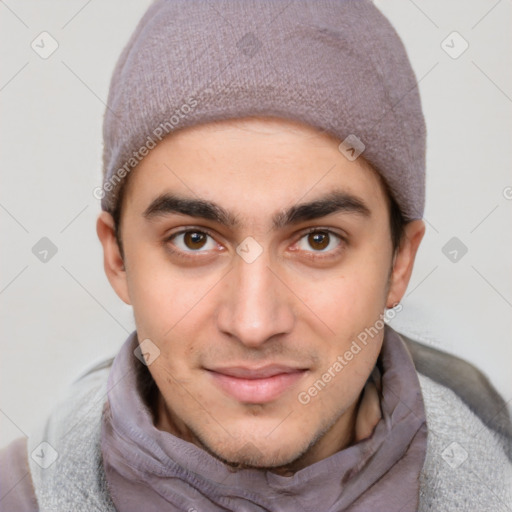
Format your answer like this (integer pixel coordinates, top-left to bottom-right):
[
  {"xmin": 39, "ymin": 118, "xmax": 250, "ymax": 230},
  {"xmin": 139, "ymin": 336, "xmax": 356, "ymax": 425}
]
[
  {"xmin": 168, "ymin": 115, "xmax": 351, "ymax": 155},
  {"xmin": 122, "ymin": 116, "xmax": 390, "ymax": 220}
]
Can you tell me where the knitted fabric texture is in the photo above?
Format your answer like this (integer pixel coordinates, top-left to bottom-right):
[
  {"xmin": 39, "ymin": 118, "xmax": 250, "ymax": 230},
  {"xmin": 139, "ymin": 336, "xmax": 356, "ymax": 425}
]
[{"xmin": 101, "ymin": 0, "xmax": 426, "ymax": 221}]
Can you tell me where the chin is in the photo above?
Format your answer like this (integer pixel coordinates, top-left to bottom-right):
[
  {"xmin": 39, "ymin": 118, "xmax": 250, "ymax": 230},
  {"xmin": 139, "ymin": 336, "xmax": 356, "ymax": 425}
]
[{"xmin": 193, "ymin": 426, "xmax": 315, "ymax": 471}]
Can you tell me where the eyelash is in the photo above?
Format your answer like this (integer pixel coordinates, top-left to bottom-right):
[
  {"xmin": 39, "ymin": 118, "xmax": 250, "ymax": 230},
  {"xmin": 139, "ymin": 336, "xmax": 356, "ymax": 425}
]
[{"xmin": 164, "ymin": 227, "xmax": 346, "ymax": 262}]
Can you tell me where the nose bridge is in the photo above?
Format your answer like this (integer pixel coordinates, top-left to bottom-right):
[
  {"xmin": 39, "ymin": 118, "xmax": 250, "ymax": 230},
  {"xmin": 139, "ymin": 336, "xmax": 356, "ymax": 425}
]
[{"xmin": 216, "ymin": 249, "xmax": 294, "ymax": 347}]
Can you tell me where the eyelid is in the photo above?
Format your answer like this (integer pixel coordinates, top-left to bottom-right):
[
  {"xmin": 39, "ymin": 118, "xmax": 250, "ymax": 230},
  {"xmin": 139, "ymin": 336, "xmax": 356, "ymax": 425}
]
[{"xmin": 298, "ymin": 226, "xmax": 347, "ymax": 242}]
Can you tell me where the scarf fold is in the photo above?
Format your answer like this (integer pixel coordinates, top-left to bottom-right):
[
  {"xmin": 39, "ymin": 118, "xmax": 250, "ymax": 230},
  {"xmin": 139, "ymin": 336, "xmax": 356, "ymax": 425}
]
[{"xmin": 101, "ymin": 325, "xmax": 427, "ymax": 512}]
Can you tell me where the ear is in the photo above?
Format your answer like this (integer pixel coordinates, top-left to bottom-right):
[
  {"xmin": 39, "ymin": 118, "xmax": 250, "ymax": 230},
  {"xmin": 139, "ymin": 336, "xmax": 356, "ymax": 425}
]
[
  {"xmin": 96, "ymin": 211, "xmax": 131, "ymax": 305},
  {"xmin": 386, "ymin": 219, "xmax": 425, "ymax": 308}
]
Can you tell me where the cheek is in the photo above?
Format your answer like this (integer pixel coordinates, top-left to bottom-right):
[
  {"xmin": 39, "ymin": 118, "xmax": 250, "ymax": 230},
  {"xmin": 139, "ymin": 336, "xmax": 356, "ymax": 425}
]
[
  {"xmin": 306, "ymin": 256, "xmax": 389, "ymax": 333},
  {"xmin": 124, "ymin": 243, "xmax": 182, "ymax": 339},
  {"xmin": 125, "ymin": 245, "xmax": 223, "ymax": 354}
]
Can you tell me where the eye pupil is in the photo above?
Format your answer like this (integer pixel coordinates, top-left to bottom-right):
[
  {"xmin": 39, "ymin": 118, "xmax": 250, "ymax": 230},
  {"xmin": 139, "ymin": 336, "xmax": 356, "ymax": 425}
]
[
  {"xmin": 308, "ymin": 232, "xmax": 329, "ymax": 250},
  {"xmin": 184, "ymin": 231, "xmax": 207, "ymax": 249}
]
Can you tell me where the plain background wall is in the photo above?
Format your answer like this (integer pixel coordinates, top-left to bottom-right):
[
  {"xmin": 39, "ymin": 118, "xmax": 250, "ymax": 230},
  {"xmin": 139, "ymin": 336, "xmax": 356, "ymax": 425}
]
[{"xmin": 1, "ymin": 0, "xmax": 511, "ymax": 449}]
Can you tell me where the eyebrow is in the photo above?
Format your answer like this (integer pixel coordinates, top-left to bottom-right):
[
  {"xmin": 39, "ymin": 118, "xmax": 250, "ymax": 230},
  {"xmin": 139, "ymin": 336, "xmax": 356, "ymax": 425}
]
[{"xmin": 143, "ymin": 190, "xmax": 371, "ymax": 229}]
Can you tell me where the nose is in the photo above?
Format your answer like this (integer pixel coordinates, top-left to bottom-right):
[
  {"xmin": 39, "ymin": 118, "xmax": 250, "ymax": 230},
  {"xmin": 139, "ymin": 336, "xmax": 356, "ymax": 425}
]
[{"xmin": 216, "ymin": 250, "xmax": 295, "ymax": 348}]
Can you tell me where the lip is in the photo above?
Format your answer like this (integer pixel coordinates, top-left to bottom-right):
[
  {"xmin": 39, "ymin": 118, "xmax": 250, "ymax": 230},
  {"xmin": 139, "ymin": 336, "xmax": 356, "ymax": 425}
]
[{"xmin": 206, "ymin": 365, "xmax": 307, "ymax": 404}]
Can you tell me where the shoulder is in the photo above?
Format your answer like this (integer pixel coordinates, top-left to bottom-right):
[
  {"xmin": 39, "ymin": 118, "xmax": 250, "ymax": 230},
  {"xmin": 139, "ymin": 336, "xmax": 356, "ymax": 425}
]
[
  {"xmin": 395, "ymin": 332, "xmax": 512, "ymax": 510},
  {"xmin": 400, "ymin": 332, "xmax": 512, "ymax": 452},
  {"xmin": 0, "ymin": 360, "xmax": 115, "ymax": 512},
  {"xmin": 416, "ymin": 371, "xmax": 512, "ymax": 511},
  {"xmin": 25, "ymin": 357, "xmax": 115, "ymax": 512},
  {"xmin": 0, "ymin": 437, "xmax": 38, "ymax": 512}
]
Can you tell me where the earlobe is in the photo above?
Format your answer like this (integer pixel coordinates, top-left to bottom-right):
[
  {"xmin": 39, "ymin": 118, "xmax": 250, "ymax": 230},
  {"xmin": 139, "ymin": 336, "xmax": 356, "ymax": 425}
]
[
  {"xmin": 96, "ymin": 211, "xmax": 131, "ymax": 305},
  {"xmin": 386, "ymin": 219, "xmax": 425, "ymax": 308}
]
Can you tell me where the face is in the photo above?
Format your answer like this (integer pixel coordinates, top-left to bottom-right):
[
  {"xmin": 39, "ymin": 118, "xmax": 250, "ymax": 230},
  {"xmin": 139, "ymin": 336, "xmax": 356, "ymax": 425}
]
[{"xmin": 97, "ymin": 116, "xmax": 424, "ymax": 475}]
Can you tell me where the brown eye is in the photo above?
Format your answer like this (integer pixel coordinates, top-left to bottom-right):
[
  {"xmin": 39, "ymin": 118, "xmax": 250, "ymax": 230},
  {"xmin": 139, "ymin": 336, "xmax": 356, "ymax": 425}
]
[
  {"xmin": 183, "ymin": 231, "xmax": 207, "ymax": 250},
  {"xmin": 308, "ymin": 231, "xmax": 330, "ymax": 250},
  {"xmin": 296, "ymin": 230, "xmax": 342, "ymax": 254},
  {"xmin": 169, "ymin": 230, "xmax": 217, "ymax": 253}
]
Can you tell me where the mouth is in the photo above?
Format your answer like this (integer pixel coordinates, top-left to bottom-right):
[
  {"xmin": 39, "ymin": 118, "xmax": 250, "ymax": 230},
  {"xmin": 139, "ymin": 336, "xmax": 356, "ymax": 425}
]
[{"xmin": 205, "ymin": 364, "xmax": 308, "ymax": 404}]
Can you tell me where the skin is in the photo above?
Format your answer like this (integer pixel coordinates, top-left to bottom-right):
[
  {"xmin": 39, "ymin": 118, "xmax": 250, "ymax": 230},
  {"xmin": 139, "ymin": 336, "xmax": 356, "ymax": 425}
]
[{"xmin": 96, "ymin": 115, "xmax": 425, "ymax": 476}]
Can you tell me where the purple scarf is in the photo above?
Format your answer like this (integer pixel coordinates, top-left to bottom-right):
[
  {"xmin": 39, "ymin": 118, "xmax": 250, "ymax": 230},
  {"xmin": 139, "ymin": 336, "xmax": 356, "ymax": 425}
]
[{"xmin": 101, "ymin": 326, "xmax": 427, "ymax": 511}]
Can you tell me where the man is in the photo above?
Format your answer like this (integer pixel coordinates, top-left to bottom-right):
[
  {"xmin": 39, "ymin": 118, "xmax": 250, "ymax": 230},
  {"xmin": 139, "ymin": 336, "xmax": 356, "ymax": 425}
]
[{"xmin": 1, "ymin": 1, "xmax": 511, "ymax": 511}]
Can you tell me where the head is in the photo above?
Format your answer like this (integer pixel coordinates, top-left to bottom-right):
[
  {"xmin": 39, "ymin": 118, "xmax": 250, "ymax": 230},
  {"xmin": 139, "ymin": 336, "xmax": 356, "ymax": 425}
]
[
  {"xmin": 96, "ymin": 115, "xmax": 425, "ymax": 473},
  {"xmin": 96, "ymin": 0, "xmax": 427, "ymax": 475}
]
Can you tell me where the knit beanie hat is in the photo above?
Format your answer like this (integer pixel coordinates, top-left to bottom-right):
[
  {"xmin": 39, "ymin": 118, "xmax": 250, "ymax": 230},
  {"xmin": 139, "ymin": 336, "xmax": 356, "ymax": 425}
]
[{"xmin": 99, "ymin": 0, "xmax": 426, "ymax": 222}]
